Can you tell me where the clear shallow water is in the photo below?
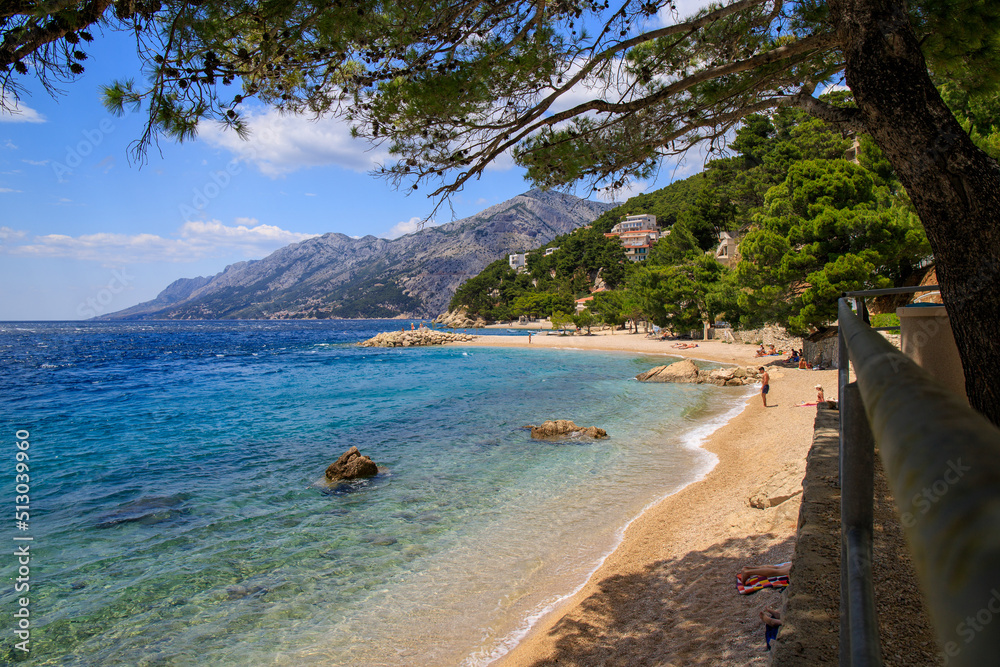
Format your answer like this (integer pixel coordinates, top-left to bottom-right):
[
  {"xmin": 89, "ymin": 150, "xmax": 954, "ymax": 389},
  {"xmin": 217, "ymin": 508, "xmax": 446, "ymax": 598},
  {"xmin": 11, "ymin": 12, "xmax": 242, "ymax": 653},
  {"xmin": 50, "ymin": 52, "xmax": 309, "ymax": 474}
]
[{"xmin": 0, "ymin": 321, "xmax": 749, "ymax": 666}]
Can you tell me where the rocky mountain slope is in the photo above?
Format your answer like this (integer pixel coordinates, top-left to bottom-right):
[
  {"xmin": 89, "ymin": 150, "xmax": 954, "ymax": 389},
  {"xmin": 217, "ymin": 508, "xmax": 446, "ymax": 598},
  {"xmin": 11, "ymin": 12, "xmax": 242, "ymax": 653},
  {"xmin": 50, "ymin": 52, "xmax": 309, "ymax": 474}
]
[{"xmin": 102, "ymin": 189, "xmax": 613, "ymax": 320}]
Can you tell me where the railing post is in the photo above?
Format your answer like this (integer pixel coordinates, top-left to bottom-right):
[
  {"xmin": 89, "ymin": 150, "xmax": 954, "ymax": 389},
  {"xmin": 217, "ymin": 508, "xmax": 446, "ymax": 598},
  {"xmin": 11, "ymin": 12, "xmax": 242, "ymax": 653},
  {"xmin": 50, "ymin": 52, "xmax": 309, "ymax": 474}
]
[{"xmin": 840, "ymin": 382, "xmax": 882, "ymax": 666}]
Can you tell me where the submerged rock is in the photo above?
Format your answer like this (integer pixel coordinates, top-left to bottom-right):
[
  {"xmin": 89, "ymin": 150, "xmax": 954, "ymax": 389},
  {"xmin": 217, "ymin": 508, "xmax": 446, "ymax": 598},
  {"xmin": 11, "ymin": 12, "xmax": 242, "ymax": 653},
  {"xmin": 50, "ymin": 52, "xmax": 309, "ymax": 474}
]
[
  {"xmin": 527, "ymin": 419, "xmax": 608, "ymax": 440},
  {"xmin": 95, "ymin": 493, "xmax": 191, "ymax": 529},
  {"xmin": 325, "ymin": 446, "xmax": 379, "ymax": 482}
]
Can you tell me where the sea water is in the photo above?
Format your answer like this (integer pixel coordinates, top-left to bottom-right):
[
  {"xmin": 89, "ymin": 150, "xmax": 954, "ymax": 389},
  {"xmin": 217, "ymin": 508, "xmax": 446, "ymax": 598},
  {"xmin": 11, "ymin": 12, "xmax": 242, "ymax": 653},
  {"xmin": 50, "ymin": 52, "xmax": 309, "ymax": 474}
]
[{"xmin": 0, "ymin": 321, "xmax": 750, "ymax": 666}]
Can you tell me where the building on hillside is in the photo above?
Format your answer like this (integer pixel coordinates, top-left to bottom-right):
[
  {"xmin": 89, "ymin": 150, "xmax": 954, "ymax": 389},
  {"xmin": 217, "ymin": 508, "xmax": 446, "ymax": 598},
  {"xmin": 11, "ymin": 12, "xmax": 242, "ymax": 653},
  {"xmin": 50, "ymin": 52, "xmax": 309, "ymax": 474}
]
[
  {"xmin": 575, "ymin": 287, "xmax": 607, "ymax": 313},
  {"xmin": 712, "ymin": 231, "xmax": 739, "ymax": 266},
  {"xmin": 509, "ymin": 253, "xmax": 528, "ymax": 273},
  {"xmin": 544, "ymin": 247, "xmax": 560, "ymax": 256},
  {"xmin": 611, "ymin": 214, "xmax": 658, "ymax": 234},
  {"xmin": 605, "ymin": 214, "xmax": 664, "ymax": 262}
]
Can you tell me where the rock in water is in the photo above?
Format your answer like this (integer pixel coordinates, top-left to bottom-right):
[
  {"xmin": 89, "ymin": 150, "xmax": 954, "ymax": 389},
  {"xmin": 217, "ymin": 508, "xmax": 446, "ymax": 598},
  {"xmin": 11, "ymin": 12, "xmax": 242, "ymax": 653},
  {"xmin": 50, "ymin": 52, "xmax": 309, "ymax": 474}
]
[
  {"xmin": 528, "ymin": 420, "xmax": 608, "ymax": 440},
  {"xmin": 358, "ymin": 329, "xmax": 477, "ymax": 347},
  {"xmin": 635, "ymin": 360, "xmax": 763, "ymax": 386},
  {"xmin": 326, "ymin": 446, "xmax": 379, "ymax": 481},
  {"xmin": 635, "ymin": 358, "xmax": 701, "ymax": 383}
]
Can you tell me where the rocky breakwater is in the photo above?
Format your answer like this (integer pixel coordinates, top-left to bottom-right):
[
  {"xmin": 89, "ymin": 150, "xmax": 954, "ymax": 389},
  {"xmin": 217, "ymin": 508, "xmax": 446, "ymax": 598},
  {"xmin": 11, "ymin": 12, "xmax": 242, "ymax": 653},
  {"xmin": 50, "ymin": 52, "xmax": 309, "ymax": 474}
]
[
  {"xmin": 527, "ymin": 420, "xmax": 608, "ymax": 440},
  {"xmin": 359, "ymin": 328, "xmax": 477, "ymax": 348},
  {"xmin": 635, "ymin": 358, "xmax": 764, "ymax": 386}
]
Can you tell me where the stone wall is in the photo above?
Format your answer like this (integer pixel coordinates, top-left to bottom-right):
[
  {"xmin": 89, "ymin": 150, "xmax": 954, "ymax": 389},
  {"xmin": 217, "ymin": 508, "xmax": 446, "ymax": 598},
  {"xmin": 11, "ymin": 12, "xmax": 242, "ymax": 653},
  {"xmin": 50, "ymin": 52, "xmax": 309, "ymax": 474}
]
[
  {"xmin": 803, "ymin": 333, "xmax": 840, "ymax": 370},
  {"xmin": 716, "ymin": 325, "xmax": 803, "ymax": 352},
  {"xmin": 770, "ymin": 406, "xmax": 841, "ymax": 666}
]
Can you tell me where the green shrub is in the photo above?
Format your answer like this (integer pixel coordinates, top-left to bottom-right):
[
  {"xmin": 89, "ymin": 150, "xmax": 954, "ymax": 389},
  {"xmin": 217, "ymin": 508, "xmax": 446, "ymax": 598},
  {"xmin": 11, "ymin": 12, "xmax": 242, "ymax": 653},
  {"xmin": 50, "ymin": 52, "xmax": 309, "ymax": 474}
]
[{"xmin": 870, "ymin": 313, "xmax": 900, "ymax": 328}]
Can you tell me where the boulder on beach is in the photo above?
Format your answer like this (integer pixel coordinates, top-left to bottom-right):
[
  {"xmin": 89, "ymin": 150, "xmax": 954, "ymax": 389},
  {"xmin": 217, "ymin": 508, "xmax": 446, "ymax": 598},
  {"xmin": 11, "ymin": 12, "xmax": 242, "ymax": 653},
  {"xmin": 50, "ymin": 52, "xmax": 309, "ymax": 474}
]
[
  {"xmin": 325, "ymin": 446, "xmax": 379, "ymax": 482},
  {"xmin": 748, "ymin": 461, "xmax": 806, "ymax": 509},
  {"xmin": 527, "ymin": 419, "xmax": 608, "ymax": 440}
]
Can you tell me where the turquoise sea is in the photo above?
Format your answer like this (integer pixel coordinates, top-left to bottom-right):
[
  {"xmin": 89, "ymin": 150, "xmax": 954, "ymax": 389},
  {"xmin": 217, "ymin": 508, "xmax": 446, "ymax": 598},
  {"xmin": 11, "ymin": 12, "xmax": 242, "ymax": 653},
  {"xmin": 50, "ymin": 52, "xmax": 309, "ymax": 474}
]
[{"xmin": 0, "ymin": 320, "xmax": 750, "ymax": 666}]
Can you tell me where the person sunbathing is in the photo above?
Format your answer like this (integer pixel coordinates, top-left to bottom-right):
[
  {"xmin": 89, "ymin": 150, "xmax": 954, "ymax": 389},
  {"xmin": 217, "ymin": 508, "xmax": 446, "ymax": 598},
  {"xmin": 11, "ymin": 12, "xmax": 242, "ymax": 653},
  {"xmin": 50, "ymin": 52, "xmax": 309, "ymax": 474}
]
[
  {"xmin": 761, "ymin": 607, "xmax": 783, "ymax": 650},
  {"xmin": 755, "ymin": 344, "xmax": 768, "ymax": 357},
  {"xmin": 670, "ymin": 342, "xmax": 699, "ymax": 349},
  {"xmin": 738, "ymin": 561, "xmax": 791, "ymax": 583}
]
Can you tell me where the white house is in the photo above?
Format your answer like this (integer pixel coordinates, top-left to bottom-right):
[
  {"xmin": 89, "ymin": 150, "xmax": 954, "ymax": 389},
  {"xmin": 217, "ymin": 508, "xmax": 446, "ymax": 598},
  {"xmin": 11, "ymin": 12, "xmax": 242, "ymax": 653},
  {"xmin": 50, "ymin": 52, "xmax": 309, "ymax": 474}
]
[
  {"xmin": 610, "ymin": 213, "xmax": 658, "ymax": 234},
  {"xmin": 509, "ymin": 253, "xmax": 528, "ymax": 272},
  {"xmin": 712, "ymin": 231, "xmax": 739, "ymax": 266},
  {"xmin": 606, "ymin": 213, "xmax": 663, "ymax": 262}
]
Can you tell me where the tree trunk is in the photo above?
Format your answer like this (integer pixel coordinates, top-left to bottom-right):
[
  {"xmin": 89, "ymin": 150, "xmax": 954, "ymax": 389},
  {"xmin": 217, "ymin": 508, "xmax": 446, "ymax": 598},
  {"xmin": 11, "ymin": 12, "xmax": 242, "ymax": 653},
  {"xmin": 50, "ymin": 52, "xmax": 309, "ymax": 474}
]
[{"xmin": 829, "ymin": 0, "xmax": 1000, "ymax": 425}]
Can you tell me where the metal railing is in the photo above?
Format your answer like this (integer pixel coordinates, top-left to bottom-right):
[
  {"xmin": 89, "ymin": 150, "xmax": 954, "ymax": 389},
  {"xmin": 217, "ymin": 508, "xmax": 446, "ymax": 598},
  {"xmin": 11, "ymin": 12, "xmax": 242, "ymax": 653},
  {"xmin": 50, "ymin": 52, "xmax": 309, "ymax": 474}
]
[{"xmin": 837, "ymin": 293, "xmax": 1000, "ymax": 666}]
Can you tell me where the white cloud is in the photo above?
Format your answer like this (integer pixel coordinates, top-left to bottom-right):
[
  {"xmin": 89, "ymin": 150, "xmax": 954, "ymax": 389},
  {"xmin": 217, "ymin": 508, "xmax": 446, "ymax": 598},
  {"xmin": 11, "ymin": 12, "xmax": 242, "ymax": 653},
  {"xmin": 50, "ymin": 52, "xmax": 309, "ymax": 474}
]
[
  {"xmin": 0, "ymin": 187, "xmax": 22, "ymax": 193},
  {"xmin": 0, "ymin": 226, "xmax": 27, "ymax": 241},
  {"xmin": 383, "ymin": 216, "xmax": 442, "ymax": 239},
  {"xmin": 596, "ymin": 180, "xmax": 649, "ymax": 204},
  {"xmin": 21, "ymin": 159, "xmax": 49, "ymax": 166},
  {"xmin": 2, "ymin": 140, "xmax": 16, "ymax": 150},
  {"xmin": 0, "ymin": 104, "xmax": 45, "ymax": 124},
  {"xmin": 4, "ymin": 219, "xmax": 318, "ymax": 263},
  {"xmin": 199, "ymin": 108, "xmax": 390, "ymax": 177}
]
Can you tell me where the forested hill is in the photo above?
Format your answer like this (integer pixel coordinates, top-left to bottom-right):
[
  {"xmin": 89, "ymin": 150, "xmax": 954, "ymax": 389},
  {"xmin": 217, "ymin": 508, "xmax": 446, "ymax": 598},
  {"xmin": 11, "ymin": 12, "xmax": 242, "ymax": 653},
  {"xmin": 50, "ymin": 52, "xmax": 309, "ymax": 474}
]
[
  {"xmin": 448, "ymin": 172, "xmax": 709, "ymax": 321},
  {"xmin": 100, "ymin": 189, "xmax": 613, "ymax": 320},
  {"xmin": 449, "ymin": 96, "xmax": 934, "ymax": 334}
]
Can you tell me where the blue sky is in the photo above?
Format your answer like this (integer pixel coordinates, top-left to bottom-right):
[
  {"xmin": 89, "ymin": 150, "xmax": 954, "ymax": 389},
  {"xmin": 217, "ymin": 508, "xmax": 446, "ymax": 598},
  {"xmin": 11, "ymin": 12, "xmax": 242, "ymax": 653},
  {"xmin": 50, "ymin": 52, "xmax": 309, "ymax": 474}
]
[{"xmin": 0, "ymin": 4, "xmax": 711, "ymax": 320}]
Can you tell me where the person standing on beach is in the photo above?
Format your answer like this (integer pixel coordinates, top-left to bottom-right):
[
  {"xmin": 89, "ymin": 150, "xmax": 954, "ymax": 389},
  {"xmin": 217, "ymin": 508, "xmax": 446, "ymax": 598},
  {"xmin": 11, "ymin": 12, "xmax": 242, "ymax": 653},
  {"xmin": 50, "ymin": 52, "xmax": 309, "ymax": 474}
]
[
  {"xmin": 528, "ymin": 333, "xmax": 532, "ymax": 344},
  {"xmin": 759, "ymin": 367, "xmax": 770, "ymax": 407}
]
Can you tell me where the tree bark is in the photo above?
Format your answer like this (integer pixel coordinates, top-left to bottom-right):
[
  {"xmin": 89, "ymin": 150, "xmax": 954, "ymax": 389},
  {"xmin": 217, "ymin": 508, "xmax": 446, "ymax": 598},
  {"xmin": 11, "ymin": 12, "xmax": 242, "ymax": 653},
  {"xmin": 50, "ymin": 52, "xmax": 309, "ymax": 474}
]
[{"xmin": 829, "ymin": 0, "xmax": 1000, "ymax": 425}]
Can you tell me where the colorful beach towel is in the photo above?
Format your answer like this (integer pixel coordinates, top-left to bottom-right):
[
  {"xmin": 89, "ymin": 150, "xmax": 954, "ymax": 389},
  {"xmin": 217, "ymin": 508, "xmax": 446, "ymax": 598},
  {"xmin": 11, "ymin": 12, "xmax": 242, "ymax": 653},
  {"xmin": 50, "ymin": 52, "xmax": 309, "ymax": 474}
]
[{"xmin": 736, "ymin": 574, "xmax": 789, "ymax": 595}]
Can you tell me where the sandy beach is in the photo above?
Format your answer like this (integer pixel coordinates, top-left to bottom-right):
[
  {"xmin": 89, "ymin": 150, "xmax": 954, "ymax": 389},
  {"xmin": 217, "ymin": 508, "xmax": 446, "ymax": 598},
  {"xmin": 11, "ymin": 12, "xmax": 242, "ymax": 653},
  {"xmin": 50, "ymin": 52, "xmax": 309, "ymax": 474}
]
[{"xmin": 461, "ymin": 329, "xmax": 837, "ymax": 666}]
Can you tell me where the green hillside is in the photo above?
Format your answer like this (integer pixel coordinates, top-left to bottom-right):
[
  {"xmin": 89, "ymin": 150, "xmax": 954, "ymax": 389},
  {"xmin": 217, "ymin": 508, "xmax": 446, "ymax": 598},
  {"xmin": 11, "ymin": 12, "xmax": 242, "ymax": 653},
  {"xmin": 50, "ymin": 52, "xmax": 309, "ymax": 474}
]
[{"xmin": 449, "ymin": 94, "xmax": 934, "ymax": 335}]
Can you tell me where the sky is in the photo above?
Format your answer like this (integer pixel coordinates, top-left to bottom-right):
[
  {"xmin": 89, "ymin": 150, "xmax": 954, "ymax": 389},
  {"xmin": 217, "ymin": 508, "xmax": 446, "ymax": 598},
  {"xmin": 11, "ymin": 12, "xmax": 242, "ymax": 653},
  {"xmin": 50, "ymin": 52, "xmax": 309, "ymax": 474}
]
[{"xmin": 0, "ymin": 2, "xmax": 711, "ymax": 320}]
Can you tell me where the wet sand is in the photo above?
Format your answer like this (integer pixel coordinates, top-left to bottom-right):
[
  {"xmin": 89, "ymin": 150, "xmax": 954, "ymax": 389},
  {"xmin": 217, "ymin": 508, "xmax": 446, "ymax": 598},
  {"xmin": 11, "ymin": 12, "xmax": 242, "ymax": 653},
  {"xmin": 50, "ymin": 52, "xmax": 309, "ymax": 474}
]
[{"xmin": 460, "ymin": 331, "xmax": 836, "ymax": 666}]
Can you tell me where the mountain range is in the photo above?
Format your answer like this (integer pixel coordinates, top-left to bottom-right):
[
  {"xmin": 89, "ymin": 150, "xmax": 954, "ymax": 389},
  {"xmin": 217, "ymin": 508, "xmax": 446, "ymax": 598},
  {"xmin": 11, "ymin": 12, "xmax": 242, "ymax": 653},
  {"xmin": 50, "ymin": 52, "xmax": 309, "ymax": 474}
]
[{"xmin": 101, "ymin": 189, "xmax": 614, "ymax": 320}]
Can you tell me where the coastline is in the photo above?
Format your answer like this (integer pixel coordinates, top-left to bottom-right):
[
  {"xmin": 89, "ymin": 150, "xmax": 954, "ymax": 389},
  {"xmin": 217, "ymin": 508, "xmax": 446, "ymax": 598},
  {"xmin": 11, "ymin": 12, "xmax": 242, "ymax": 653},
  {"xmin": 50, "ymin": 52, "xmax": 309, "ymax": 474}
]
[{"xmin": 460, "ymin": 331, "xmax": 837, "ymax": 666}]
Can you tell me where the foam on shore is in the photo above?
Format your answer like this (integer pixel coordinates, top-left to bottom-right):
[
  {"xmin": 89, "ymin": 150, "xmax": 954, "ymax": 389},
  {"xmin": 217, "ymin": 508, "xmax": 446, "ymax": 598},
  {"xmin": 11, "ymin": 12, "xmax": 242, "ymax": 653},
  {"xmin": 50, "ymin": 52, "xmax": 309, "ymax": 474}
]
[{"xmin": 474, "ymin": 384, "xmax": 756, "ymax": 666}]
